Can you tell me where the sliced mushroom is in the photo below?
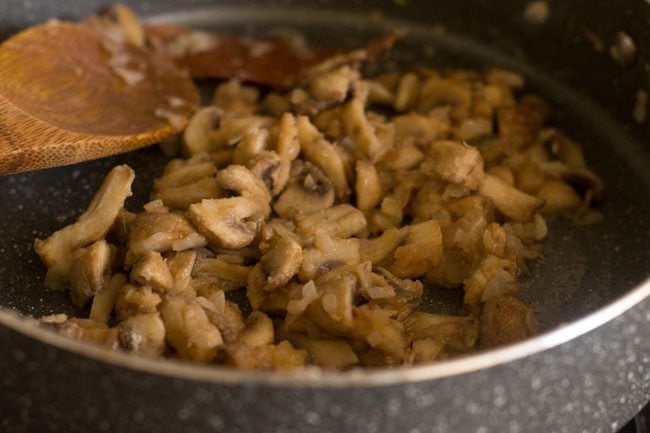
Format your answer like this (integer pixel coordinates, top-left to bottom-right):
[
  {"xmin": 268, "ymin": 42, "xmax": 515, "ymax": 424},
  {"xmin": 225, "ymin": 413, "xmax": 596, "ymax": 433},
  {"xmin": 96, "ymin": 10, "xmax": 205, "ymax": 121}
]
[
  {"xmin": 212, "ymin": 78, "xmax": 260, "ymax": 116},
  {"xmin": 404, "ymin": 312, "xmax": 478, "ymax": 354},
  {"xmin": 69, "ymin": 240, "xmax": 116, "ymax": 307},
  {"xmin": 273, "ymin": 162, "xmax": 335, "ymax": 217},
  {"xmin": 299, "ymin": 229, "xmax": 360, "ymax": 282},
  {"xmin": 296, "ymin": 272, "xmax": 356, "ymax": 335},
  {"xmin": 379, "ymin": 144, "xmax": 424, "ymax": 171},
  {"xmin": 496, "ymin": 100, "xmax": 547, "ymax": 153},
  {"xmin": 247, "ymin": 151, "xmax": 283, "ymax": 194},
  {"xmin": 237, "ymin": 311, "xmax": 275, "ymax": 348},
  {"xmin": 274, "ymin": 112, "xmax": 301, "ymax": 195},
  {"xmin": 394, "ymin": 72, "xmax": 420, "ymax": 112},
  {"xmin": 130, "ymin": 250, "xmax": 174, "ymax": 293},
  {"xmin": 354, "ymin": 160, "xmax": 382, "ymax": 211},
  {"xmin": 196, "ymin": 291, "xmax": 245, "ymax": 343},
  {"xmin": 418, "ymin": 77, "xmax": 471, "ymax": 121},
  {"xmin": 341, "ymin": 96, "xmax": 386, "ymax": 161},
  {"xmin": 350, "ymin": 305, "xmax": 407, "ymax": 362},
  {"xmin": 286, "ymin": 333, "xmax": 359, "ymax": 369},
  {"xmin": 388, "ymin": 220, "xmax": 444, "ymax": 279},
  {"xmin": 151, "ymin": 152, "xmax": 219, "ymax": 210},
  {"xmin": 35, "ymin": 165, "xmax": 134, "ymax": 290},
  {"xmin": 188, "ymin": 197, "xmax": 265, "ymax": 249},
  {"xmin": 392, "ymin": 111, "xmax": 451, "ymax": 143},
  {"xmin": 191, "ymin": 257, "xmax": 251, "ymax": 295},
  {"xmin": 478, "ymin": 174, "xmax": 544, "ymax": 222},
  {"xmin": 128, "ymin": 212, "xmax": 207, "ymax": 261},
  {"xmin": 464, "ymin": 255, "xmax": 518, "ymax": 306},
  {"xmin": 164, "ymin": 250, "xmax": 197, "ymax": 296},
  {"xmin": 308, "ymin": 65, "xmax": 358, "ymax": 102},
  {"xmin": 479, "ymin": 295, "xmax": 538, "ymax": 348},
  {"xmin": 89, "ymin": 273, "xmax": 128, "ymax": 324},
  {"xmin": 216, "ymin": 165, "xmax": 272, "ymax": 216},
  {"xmin": 115, "ymin": 284, "xmax": 162, "ymax": 322},
  {"xmin": 232, "ymin": 127, "xmax": 269, "ymax": 165},
  {"xmin": 183, "ymin": 106, "xmax": 222, "ymax": 155},
  {"xmin": 40, "ymin": 316, "xmax": 117, "ymax": 348},
  {"xmin": 421, "ymin": 140, "xmax": 485, "ymax": 190},
  {"xmin": 207, "ymin": 116, "xmax": 274, "ymax": 150},
  {"xmin": 536, "ymin": 179, "xmax": 582, "ymax": 215},
  {"xmin": 296, "ymin": 115, "xmax": 349, "ymax": 198},
  {"xmin": 223, "ymin": 340, "xmax": 306, "ymax": 371},
  {"xmin": 116, "ymin": 312, "xmax": 166, "ymax": 357},
  {"xmin": 296, "ymin": 204, "xmax": 366, "ymax": 239},
  {"xmin": 367, "ymin": 268, "xmax": 423, "ymax": 321},
  {"xmin": 160, "ymin": 296, "xmax": 223, "ymax": 362},
  {"xmin": 248, "ymin": 234, "xmax": 302, "ymax": 293},
  {"xmin": 359, "ymin": 227, "xmax": 403, "ymax": 265}
]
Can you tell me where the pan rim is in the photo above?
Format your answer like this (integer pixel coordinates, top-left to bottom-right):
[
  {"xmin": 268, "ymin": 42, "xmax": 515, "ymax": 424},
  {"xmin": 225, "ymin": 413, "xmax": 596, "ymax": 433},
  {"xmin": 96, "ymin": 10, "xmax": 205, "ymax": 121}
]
[{"xmin": 1, "ymin": 277, "xmax": 649, "ymax": 387}]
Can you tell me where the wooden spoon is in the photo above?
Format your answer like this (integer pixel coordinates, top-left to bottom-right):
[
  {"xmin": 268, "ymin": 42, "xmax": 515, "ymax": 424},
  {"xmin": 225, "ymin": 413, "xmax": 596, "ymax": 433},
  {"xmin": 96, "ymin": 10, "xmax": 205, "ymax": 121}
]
[{"xmin": 0, "ymin": 20, "xmax": 199, "ymax": 175}]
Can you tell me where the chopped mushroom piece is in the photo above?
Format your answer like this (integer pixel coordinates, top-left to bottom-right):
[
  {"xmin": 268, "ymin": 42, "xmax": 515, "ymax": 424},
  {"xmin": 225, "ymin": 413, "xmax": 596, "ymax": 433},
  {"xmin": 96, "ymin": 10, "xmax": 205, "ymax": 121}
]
[
  {"xmin": 69, "ymin": 240, "xmax": 116, "ymax": 307},
  {"xmin": 237, "ymin": 311, "xmax": 275, "ymax": 348},
  {"xmin": 404, "ymin": 312, "xmax": 478, "ymax": 354},
  {"xmin": 90, "ymin": 273, "xmax": 128, "ymax": 324},
  {"xmin": 216, "ymin": 165, "xmax": 272, "ymax": 216},
  {"xmin": 116, "ymin": 312, "xmax": 166, "ymax": 357},
  {"xmin": 296, "ymin": 205, "xmax": 367, "ymax": 239},
  {"xmin": 341, "ymin": 96, "xmax": 386, "ymax": 161},
  {"xmin": 197, "ymin": 291, "xmax": 245, "ymax": 343},
  {"xmin": 249, "ymin": 234, "xmax": 302, "ymax": 293},
  {"xmin": 478, "ymin": 174, "xmax": 545, "ymax": 222},
  {"xmin": 299, "ymin": 229, "xmax": 360, "ymax": 282},
  {"xmin": 232, "ymin": 127, "xmax": 269, "ymax": 166},
  {"xmin": 479, "ymin": 295, "xmax": 538, "ymax": 348},
  {"xmin": 183, "ymin": 106, "xmax": 221, "ymax": 154},
  {"xmin": 422, "ymin": 140, "xmax": 485, "ymax": 190},
  {"xmin": 160, "ymin": 296, "xmax": 223, "ymax": 362},
  {"xmin": 115, "ymin": 284, "xmax": 162, "ymax": 322},
  {"xmin": 40, "ymin": 316, "xmax": 117, "ymax": 347},
  {"xmin": 388, "ymin": 220, "xmax": 443, "ymax": 279},
  {"xmin": 130, "ymin": 250, "xmax": 174, "ymax": 293},
  {"xmin": 286, "ymin": 333, "xmax": 359, "ymax": 369},
  {"xmin": 224, "ymin": 341, "xmax": 306, "ymax": 371},
  {"xmin": 128, "ymin": 212, "xmax": 207, "ymax": 260},
  {"xmin": 274, "ymin": 112, "xmax": 301, "ymax": 195},
  {"xmin": 296, "ymin": 115, "xmax": 349, "ymax": 198},
  {"xmin": 273, "ymin": 162, "xmax": 335, "ymax": 216},
  {"xmin": 188, "ymin": 197, "xmax": 265, "ymax": 249},
  {"xmin": 164, "ymin": 250, "xmax": 197, "ymax": 296},
  {"xmin": 247, "ymin": 151, "xmax": 283, "ymax": 194},
  {"xmin": 151, "ymin": 153, "xmax": 219, "ymax": 209},
  {"xmin": 191, "ymin": 257, "xmax": 251, "ymax": 294},
  {"xmin": 355, "ymin": 160, "xmax": 382, "ymax": 211},
  {"xmin": 35, "ymin": 165, "xmax": 134, "ymax": 290}
]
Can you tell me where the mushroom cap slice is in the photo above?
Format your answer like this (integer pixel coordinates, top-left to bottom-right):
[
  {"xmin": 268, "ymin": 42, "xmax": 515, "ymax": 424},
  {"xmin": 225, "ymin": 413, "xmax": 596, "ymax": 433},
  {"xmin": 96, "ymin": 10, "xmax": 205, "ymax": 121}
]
[
  {"xmin": 34, "ymin": 165, "xmax": 134, "ymax": 290},
  {"xmin": 188, "ymin": 197, "xmax": 265, "ymax": 249},
  {"xmin": 273, "ymin": 162, "xmax": 335, "ymax": 216},
  {"xmin": 217, "ymin": 164, "xmax": 272, "ymax": 216}
]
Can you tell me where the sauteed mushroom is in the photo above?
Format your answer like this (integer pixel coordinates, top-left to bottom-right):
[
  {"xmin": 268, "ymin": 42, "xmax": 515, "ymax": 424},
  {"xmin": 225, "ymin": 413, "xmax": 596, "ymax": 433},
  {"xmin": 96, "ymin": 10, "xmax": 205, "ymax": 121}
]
[{"xmin": 34, "ymin": 30, "xmax": 605, "ymax": 370}]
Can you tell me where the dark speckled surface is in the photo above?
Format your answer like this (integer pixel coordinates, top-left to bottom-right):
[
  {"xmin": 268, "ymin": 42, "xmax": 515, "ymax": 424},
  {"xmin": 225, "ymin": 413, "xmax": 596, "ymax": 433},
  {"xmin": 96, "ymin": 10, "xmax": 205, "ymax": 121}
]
[{"xmin": 0, "ymin": 0, "xmax": 649, "ymax": 432}]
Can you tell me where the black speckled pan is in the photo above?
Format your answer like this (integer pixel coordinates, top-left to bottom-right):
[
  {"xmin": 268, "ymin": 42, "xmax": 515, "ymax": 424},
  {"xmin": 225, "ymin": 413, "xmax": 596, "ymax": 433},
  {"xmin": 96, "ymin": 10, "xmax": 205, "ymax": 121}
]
[{"xmin": 1, "ymin": 1, "xmax": 649, "ymax": 432}]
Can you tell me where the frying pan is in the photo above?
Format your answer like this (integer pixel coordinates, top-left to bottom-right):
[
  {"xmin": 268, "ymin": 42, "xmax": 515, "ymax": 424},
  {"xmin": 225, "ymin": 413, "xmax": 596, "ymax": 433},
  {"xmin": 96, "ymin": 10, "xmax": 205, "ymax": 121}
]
[{"xmin": 1, "ymin": 0, "xmax": 649, "ymax": 432}]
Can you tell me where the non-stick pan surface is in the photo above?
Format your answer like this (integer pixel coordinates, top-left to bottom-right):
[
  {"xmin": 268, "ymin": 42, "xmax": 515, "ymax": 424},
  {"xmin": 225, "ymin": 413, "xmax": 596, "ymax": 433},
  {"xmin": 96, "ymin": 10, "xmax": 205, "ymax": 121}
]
[{"xmin": 0, "ymin": 1, "xmax": 649, "ymax": 432}]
